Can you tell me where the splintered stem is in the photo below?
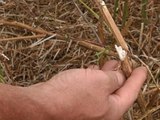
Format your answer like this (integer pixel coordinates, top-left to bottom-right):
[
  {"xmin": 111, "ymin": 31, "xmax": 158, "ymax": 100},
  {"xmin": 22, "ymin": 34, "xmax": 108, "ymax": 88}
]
[{"xmin": 93, "ymin": 0, "xmax": 132, "ymax": 77}]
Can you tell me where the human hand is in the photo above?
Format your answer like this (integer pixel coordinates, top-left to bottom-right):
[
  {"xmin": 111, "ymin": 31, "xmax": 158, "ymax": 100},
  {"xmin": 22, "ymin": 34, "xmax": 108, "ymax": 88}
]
[{"xmin": 27, "ymin": 60, "xmax": 147, "ymax": 120}]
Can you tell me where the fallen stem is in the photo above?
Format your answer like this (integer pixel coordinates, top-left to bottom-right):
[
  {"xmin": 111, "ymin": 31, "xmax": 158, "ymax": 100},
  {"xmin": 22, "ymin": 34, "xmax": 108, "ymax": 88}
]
[
  {"xmin": 0, "ymin": 20, "xmax": 53, "ymax": 35},
  {"xmin": 75, "ymin": 40, "xmax": 116, "ymax": 56},
  {"xmin": 138, "ymin": 105, "xmax": 160, "ymax": 120},
  {"xmin": 0, "ymin": 34, "xmax": 46, "ymax": 42}
]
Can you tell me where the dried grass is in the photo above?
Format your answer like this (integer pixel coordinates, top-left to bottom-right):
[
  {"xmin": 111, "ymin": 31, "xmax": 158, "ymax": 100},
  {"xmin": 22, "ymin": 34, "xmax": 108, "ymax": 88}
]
[{"xmin": 0, "ymin": 0, "xmax": 160, "ymax": 119}]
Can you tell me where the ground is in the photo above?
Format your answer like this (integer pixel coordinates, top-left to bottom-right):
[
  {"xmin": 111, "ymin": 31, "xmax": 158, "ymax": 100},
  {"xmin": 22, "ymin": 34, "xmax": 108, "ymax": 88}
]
[{"xmin": 0, "ymin": 0, "xmax": 160, "ymax": 119}]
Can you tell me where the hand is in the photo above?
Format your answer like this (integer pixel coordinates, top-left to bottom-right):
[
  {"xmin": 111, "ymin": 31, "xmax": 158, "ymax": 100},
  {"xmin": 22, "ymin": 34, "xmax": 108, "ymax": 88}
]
[{"xmin": 26, "ymin": 60, "xmax": 147, "ymax": 120}]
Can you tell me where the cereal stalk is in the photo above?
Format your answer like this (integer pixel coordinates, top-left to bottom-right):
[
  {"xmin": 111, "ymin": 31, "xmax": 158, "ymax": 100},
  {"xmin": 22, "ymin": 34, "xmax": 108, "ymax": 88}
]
[{"xmin": 93, "ymin": 0, "xmax": 132, "ymax": 77}]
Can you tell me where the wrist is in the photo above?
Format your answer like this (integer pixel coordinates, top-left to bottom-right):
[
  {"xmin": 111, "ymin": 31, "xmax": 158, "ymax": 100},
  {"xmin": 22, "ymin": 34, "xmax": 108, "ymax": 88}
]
[
  {"xmin": 0, "ymin": 84, "xmax": 52, "ymax": 120},
  {"xmin": 28, "ymin": 84, "xmax": 75, "ymax": 120},
  {"xmin": 26, "ymin": 84, "xmax": 62, "ymax": 119}
]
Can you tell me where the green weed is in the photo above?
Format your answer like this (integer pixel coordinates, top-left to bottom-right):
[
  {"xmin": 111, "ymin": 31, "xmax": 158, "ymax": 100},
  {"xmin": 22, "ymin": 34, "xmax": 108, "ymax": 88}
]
[
  {"xmin": 114, "ymin": 0, "xmax": 119, "ymax": 20},
  {"xmin": 122, "ymin": 0, "xmax": 129, "ymax": 27},
  {"xmin": 0, "ymin": 64, "xmax": 4, "ymax": 83},
  {"xmin": 141, "ymin": 0, "xmax": 148, "ymax": 24}
]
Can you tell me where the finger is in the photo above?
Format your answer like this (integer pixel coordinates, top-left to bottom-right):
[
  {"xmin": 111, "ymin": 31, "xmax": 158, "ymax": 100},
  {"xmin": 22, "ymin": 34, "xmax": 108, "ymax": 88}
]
[
  {"xmin": 115, "ymin": 67, "xmax": 147, "ymax": 112},
  {"xmin": 101, "ymin": 60, "xmax": 119, "ymax": 71},
  {"xmin": 105, "ymin": 70, "xmax": 126, "ymax": 94},
  {"xmin": 88, "ymin": 65, "xmax": 99, "ymax": 70},
  {"xmin": 30, "ymin": 82, "xmax": 44, "ymax": 87}
]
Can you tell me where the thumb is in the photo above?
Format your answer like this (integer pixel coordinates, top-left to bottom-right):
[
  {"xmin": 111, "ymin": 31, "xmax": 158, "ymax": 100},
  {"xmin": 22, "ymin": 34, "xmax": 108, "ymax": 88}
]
[{"xmin": 115, "ymin": 67, "xmax": 147, "ymax": 112}]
